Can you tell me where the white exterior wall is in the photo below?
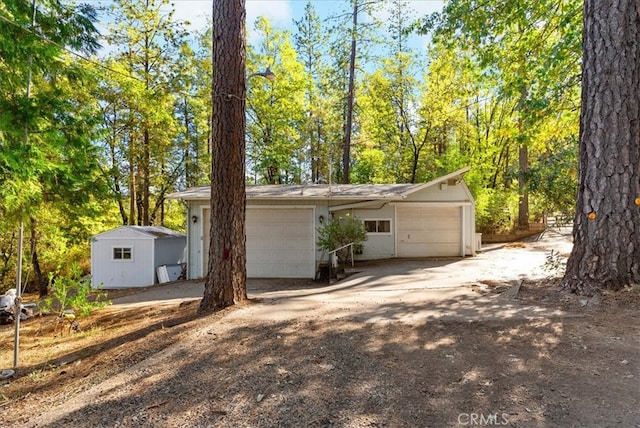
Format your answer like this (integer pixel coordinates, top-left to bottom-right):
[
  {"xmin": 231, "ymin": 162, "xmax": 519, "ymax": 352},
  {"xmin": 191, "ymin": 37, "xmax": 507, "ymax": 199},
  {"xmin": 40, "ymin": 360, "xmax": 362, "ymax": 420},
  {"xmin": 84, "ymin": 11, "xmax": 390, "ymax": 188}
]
[
  {"xmin": 186, "ymin": 203, "xmax": 206, "ymax": 280},
  {"xmin": 403, "ymin": 181, "xmax": 476, "ymax": 255},
  {"xmin": 181, "ymin": 177, "xmax": 477, "ymax": 279},
  {"xmin": 91, "ymin": 236, "xmax": 154, "ymax": 288},
  {"xmin": 332, "ymin": 205, "xmax": 396, "ymax": 260},
  {"xmin": 91, "ymin": 227, "xmax": 187, "ymax": 288},
  {"xmin": 187, "ymin": 201, "xmax": 329, "ymax": 279},
  {"xmin": 246, "ymin": 207, "xmax": 316, "ymax": 278}
]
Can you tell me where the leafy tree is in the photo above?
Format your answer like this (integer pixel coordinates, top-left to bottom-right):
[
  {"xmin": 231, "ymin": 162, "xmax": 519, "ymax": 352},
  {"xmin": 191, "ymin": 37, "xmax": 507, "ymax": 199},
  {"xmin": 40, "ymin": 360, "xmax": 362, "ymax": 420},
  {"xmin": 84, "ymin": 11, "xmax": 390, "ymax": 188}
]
[
  {"xmin": 175, "ymin": 29, "xmax": 213, "ymax": 188},
  {"xmin": 100, "ymin": 0, "xmax": 189, "ymax": 226},
  {"xmin": 0, "ymin": 0, "xmax": 103, "ymax": 294},
  {"xmin": 424, "ymin": 0, "xmax": 582, "ymax": 228},
  {"xmin": 40, "ymin": 264, "xmax": 110, "ymax": 333},
  {"xmin": 325, "ymin": 0, "xmax": 382, "ymax": 184},
  {"xmin": 563, "ymin": 0, "xmax": 640, "ymax": 294},
  {"xmin": 246, "ymin": 17, "xmax": 308, "ymax": 184},
  {"xmin": 293, "ymin": 2, "xmax": 334, "ymax": 183},
  {"xmin": 357, "ymin": 4, "xmax": 419, "ymax": 185}
]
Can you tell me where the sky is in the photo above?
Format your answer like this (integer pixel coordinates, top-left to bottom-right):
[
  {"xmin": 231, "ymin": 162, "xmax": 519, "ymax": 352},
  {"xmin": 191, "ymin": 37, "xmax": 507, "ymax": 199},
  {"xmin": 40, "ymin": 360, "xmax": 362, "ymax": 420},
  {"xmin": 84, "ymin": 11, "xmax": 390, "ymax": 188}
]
[
  {"xmin": 88, "ymin": 0, "xmax": 444, "ymax": 60},
  {"xmin": 161, "ymin": 0, "xmax": 444, "ymax": 49},
  {"xmin": 164, "ymin": 0, "xmax": 444, "ymax": 28}
]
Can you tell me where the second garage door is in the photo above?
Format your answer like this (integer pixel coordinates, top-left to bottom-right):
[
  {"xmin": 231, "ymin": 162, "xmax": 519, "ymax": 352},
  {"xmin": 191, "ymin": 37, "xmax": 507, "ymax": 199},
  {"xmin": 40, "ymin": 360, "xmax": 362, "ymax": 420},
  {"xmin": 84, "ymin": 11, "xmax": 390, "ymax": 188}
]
[
  {"xmin": 397, "ymin": 206, "xmax": 462, "ymax": 257},
  {"xmin": 246, "ymin": 207, "xmax": 315, "ymax": 278}
]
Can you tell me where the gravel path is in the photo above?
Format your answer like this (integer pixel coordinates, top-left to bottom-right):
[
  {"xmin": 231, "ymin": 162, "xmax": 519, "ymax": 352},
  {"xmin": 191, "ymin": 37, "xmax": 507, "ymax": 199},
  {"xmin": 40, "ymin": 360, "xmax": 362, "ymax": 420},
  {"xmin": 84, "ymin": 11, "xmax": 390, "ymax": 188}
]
[{"xmin": 20, "ymin": 227, "xmax": 636, "ymax": 428}]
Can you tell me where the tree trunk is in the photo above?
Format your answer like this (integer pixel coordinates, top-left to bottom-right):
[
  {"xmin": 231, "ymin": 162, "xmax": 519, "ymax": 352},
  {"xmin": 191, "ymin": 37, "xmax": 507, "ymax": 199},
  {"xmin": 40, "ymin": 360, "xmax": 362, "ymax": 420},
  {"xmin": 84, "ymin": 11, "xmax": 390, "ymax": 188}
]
[
  {"xmin": 342, "ymin": 0, "xmax": 358, "ymax": 184},
  {"xmin": 142, "ymin": 128, "xmax": 151, "ymax": 225},
  {"xmin": 29, "ymin": 217, "xmax": 47, "ymax": 297},
  {"xmin": 517, "ymin": 145, "xmax": 529, "ymax": 228},
  {"xmin": 129, "ymin": 134, "xmax": 136, "ymax": 225},
  {"xmin": 563, "ymin": 0, "xmax": 640, "ymax": 295},
  {"xmin": 183, "ymin": 98, "xmax": 193, "ymax": 187},
  {"xmin": 517, "ymin": 87, "xmax": 529, "ymax": 229},
  {"xmin": 200, "ymin": 0, "xmax": 247, "ymax": 311}
]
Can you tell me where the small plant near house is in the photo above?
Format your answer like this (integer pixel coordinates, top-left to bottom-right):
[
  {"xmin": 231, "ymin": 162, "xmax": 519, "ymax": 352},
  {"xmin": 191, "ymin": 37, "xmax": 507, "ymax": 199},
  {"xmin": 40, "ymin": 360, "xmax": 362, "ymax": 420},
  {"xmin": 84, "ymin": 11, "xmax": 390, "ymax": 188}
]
[
  {"xmin": 39, "ymin": 263, "xmax": 110, "ymax": 335},
  {"xmin": 317, "ymin": 214, "xmax": 367, "ymax": 265}
]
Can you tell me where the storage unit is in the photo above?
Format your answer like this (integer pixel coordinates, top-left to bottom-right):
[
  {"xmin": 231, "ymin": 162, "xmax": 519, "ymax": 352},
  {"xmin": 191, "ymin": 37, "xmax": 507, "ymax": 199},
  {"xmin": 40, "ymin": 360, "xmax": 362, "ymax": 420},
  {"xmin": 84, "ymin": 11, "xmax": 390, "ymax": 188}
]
[{"xmin": 90, "ymin": 226, "xmax": 186, "ymax": 288}]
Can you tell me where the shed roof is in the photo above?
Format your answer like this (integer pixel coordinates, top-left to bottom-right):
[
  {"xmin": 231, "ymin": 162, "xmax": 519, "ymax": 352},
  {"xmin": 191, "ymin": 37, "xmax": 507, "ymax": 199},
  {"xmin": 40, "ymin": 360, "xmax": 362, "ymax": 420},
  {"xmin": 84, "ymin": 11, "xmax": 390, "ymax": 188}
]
[
  {"xmin": 92, "ymin": 226, "xmax": 186, "ymax": 240},
  {"xmin": 167, "ymin": 167, "xmax": 470, "ymax": 201}
]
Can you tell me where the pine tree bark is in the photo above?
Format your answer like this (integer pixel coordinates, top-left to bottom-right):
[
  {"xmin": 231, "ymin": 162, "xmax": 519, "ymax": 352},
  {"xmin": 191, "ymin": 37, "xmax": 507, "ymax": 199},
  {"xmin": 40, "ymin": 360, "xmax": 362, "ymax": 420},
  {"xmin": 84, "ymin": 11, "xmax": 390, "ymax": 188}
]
[
  {"xmin": 342, "ymin": 0, "xmax": 358, "ymax": 184},
  {"xmin": 200, "ymin": 0, "xmax": 247, "ymax": 311},
  {"xmin": 563, "ymin": 0, "xmax": 640, "ymax": 294},
  {"xmin": 29, "ymin": 217, "xmax": 46, "ymax": 297}
]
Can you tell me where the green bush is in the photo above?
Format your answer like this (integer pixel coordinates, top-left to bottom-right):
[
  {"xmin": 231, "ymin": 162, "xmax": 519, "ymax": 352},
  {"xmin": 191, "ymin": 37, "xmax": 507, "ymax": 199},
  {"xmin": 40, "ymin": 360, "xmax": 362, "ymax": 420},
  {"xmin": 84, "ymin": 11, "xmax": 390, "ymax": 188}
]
[
  {"xmin": 40, "ymin": 263, "xmax": 110, "ymax": 324},
  {"xmin": 474, "ymin": 188, "xmax": 518, "ymax": 233},
  {"xmin": 316, "ymin": 214, "xmax": 367, "ymax": 265}
]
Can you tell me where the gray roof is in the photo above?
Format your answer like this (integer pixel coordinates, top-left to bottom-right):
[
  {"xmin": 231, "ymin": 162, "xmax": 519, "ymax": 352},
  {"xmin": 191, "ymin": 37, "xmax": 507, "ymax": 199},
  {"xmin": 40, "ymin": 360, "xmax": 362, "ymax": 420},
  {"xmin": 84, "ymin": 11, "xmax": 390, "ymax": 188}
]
[
  {"xmin": 129, "ymin": 226, "xmax": 185, "ymax": 238},
  {"xmin": 167, "ymin": 167, "xmax": 470, "ymax": 201},
  {"xmin": 93, "ymin": 226, "xmax": 186, "ymax": 240}
]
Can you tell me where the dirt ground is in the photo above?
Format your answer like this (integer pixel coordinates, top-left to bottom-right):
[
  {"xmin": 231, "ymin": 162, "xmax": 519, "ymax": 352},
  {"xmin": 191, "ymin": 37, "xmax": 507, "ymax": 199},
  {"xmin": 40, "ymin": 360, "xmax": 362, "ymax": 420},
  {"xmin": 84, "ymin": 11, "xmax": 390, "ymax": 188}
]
[{"xmin": 0, "ymin": 241, "xmax": 639, "ymax": 427}]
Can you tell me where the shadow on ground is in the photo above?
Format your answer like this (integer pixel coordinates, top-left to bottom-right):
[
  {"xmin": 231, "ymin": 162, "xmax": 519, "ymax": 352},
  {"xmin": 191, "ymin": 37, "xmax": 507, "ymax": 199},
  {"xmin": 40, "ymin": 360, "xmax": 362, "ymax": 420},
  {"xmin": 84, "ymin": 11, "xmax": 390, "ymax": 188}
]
[{"xmin": 17, "ymin": 289, "xmax": 640, "ymax": 428}]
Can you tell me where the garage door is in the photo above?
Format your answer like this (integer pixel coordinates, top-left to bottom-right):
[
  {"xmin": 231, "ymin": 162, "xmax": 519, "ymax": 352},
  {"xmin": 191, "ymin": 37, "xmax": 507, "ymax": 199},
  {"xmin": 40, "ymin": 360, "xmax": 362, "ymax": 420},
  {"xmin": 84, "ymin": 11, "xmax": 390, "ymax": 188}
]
[
  {"xmin": 246, "ymin": 208, "xmax": 315, "ymax": 278},
  {"xmin": 397, "ymin": 206, "xmax": 461, "ymax": 257}
]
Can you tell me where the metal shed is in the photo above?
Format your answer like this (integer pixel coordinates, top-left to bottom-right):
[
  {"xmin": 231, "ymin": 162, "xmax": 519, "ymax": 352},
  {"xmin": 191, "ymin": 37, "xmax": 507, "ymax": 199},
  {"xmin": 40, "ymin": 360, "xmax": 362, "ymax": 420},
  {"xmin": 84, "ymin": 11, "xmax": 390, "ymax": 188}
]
[{"xmin": 90, "ymin": 226, "xmax": 186, "ymax": 289}]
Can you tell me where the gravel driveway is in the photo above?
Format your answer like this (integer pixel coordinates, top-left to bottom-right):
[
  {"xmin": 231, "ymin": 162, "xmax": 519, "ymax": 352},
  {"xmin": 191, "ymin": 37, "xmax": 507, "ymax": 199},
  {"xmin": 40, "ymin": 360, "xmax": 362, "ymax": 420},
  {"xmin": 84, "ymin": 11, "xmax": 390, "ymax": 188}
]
[
  {"xmin": 113, "ymin": 227, "xmax": 574, "ymax": 323},
  {"xmin": 22, "ymin": 227, "xmax": 640, "ymax": 428}
]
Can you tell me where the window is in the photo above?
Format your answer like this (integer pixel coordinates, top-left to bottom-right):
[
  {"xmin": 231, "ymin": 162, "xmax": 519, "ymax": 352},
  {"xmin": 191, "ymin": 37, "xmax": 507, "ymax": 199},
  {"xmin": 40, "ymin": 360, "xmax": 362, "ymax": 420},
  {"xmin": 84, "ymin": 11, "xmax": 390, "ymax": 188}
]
[
  {"xmin": 364, "ymin": 219, "xmax": 391, "ymax": 234},
  {"xmin": 113, "ymin": 247, "xmax": 132, "ymax": 260}
]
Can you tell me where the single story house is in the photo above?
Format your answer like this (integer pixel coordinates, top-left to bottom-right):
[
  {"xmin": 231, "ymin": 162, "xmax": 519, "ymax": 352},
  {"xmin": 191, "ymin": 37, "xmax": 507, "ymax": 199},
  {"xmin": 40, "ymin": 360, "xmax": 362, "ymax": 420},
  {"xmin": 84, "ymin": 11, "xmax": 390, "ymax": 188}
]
[
  {"xmin": 90, "ymin": 226, "xmax": 187, "ymax": 288},
  {"xmin": 167, "ymin": 167, "xmax": 477, "ymax": 280}
]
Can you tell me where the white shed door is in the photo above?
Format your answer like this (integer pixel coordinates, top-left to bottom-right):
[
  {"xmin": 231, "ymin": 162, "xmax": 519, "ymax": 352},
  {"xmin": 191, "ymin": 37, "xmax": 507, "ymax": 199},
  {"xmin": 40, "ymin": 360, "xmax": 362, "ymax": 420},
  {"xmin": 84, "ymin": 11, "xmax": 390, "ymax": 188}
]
[
  {"xmin": 397, "ymin": 206, "xmax": 461, "ymax": 257},
  {"xmin": 246, "ymin": 208, "xmax": 315, "ymax": 278}
]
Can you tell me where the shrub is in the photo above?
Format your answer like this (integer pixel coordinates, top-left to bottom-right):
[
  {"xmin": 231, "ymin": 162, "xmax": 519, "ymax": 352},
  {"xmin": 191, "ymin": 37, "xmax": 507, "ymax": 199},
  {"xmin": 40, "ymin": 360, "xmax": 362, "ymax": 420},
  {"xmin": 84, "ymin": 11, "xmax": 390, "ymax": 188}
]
[
  {"xmin": 316, "ymin": 214, "xmax": 367, "ymax": 265},
  {"xmin": 474, "ymin": 188, "xmax": 518, "ymax": 233},
  {"xmin": 40, "ymin": 263, "xmax": 110, "ymax": 333}
]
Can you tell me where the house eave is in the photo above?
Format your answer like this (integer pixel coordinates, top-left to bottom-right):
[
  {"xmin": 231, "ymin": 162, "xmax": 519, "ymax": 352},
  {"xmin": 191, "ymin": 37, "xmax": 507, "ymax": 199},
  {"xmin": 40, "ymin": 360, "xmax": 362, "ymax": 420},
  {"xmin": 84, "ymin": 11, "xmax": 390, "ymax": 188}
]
[
  {"xmin": 400, "ymin": 167, "xmax": 471, "ymax": 197},
  {"xmin": 165, "ymin": 167, "xmax": 473, "ymax": 202}
]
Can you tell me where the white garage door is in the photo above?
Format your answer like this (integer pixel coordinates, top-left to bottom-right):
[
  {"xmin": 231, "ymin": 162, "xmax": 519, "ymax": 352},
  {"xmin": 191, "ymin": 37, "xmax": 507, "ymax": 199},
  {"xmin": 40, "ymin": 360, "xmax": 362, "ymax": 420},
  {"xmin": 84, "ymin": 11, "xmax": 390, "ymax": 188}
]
[
  {"xmin": 246, "ymin": 208, "xmax": 315, "ymax": 278},
  {"xmin": 397, "ymin": 206, "xmax": 462, "ymax": 257}
]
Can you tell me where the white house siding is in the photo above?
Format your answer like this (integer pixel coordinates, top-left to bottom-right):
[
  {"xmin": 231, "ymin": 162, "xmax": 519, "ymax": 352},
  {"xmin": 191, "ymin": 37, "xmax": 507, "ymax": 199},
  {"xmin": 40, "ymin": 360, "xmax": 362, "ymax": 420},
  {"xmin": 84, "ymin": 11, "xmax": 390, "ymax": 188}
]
[
  {"xmin": 194, "ymin": 204, "xmax": 319, "ymax": 279},
  {"xmin": 246, "ymin": 207, "xmax": 315, "ymax": 278},
  {"xmin": 333, "ymin": 205, "xmax": 397, "ymax": 260},
  {"xmin": 91, "ymin": 226, "xmax": 186, "ymax": 288},
  {"xmin": 91, "ymin": 237, "xmax": 155, "ymax": 288},
  {"xmin": 187, "ymin": 203, "xmax": 207, "ymax": 280},
  {"xmin": 401, "ymin": 182, "xmax": 476, "ymax": 256},
  {"xmin": 396, "ymin": 205, "xmax": 462, "ymax": 257},
  {"xmin": 174, "ymin": 168, "xmax": 477, "ymax": 279}
]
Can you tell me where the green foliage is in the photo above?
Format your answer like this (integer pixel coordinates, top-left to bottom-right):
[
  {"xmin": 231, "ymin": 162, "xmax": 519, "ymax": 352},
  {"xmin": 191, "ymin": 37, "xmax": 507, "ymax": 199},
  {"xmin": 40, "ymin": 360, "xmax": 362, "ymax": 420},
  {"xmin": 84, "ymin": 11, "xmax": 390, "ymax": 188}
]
[
  {"xmin": 246, "ymin": 17, "xmax": 310, "ymax": 184},
  {"xmin": 99, "ymin": 0, "xmax": 191, "ymax": 225},
  {"xmin": 40, "ymin": 264, "xmax": 110, "ymax": 320},
  {"xmin": 351, "ymin": 145, "xmax": 395, "ymax": 184},
  {"xmin": 0, "ymin": 0, "xmax": 586, "ymax": 284},
  {"xmin": 418, "ymin": 0, "xmax": 582, "ymax": 230},
  {"xmin": 528, "ymin": 139, "xmax": 578, "ymax": 219},
  {"xmin": 316, "ymin": 214, "xmax": 367, "ymax": 264},
  {"xmin": 474, "ymin": 188, "xmax": 519, "ymax": 233}
]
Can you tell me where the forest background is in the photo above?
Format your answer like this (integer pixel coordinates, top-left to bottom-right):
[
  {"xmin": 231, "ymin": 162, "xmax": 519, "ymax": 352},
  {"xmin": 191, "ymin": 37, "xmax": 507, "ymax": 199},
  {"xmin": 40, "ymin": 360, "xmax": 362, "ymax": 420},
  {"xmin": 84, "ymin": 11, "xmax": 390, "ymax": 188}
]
[{"xmin": 0, "ymin": 0, "xmax": 581, "ymax": 293}]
